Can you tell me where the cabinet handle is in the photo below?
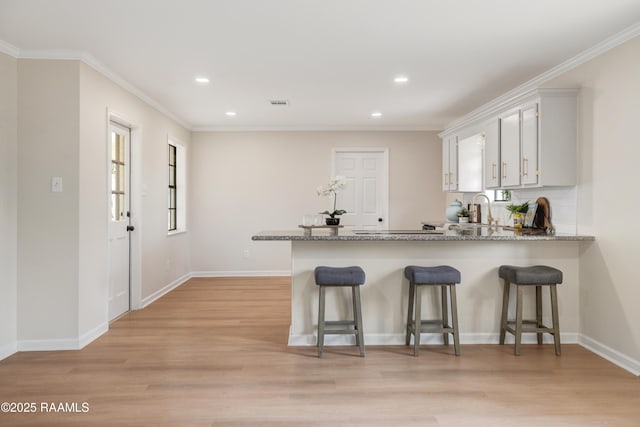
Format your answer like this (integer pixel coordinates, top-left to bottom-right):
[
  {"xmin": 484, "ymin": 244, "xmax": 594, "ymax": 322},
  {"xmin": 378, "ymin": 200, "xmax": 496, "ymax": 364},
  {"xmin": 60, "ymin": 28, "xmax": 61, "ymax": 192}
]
[
  {"xmin": 491, "ymin": 163, "xmax": 497, "ymax": 180},
  {"xmin": 522, "ymin": 157, "xmax": 528, "ymax": 177},
  {"xmin": 444, "ymin": 173, "xmax": 448, "ymax": 185},
  {"xmin": 502, "ymin": 162, "xmax": 507, "ymax": 179}
]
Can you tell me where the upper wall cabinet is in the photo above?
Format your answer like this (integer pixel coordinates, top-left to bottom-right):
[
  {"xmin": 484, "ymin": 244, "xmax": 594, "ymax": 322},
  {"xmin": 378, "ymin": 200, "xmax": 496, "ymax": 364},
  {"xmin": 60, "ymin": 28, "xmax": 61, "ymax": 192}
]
[
  {"xmin": 441, "ymin": 132, "xmax": 483, "ymax": 193},
  {"xmin": 483, "ymin": 118, "xmax": 500, "ymax": 189},
  {"xmin": 457, "ymin": 133, "xmax": 483, "ymax": 192},
  {"xmin": 445, "ymin": 88, "xmax": 578, "ymax": 191},
  {"xmin": 442, "ymin": 135, "xmax": 458, "ymax": 191},
  {"xmin": 499, "ymin": 89, "xmax": 577, "ymax": 188}
]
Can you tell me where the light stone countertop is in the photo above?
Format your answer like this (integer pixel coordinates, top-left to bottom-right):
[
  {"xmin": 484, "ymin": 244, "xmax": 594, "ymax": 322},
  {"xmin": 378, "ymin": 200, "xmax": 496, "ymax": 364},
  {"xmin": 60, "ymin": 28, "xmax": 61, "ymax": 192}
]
[{"xmin": 252, "ymin": 226, "xmax": 594, "ymax": 241}]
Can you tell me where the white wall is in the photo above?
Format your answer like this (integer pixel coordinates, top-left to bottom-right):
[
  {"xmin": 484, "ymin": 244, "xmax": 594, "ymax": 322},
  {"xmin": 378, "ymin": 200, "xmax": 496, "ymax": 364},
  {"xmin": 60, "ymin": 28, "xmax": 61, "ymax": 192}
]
[
  {"xmin": 0, "ymin": 52, "xmax": 18, "ymax": 358},
  {"xmin": 78, "ymin": 62, "xmax": 191, "ymax": 324},
  {"xmin": 2, "ymin": 57, "xmax": 192, "ymax": 355},
  {"xmin": 17, "ymin": 59, "xmax": 81, "ymax": 345},
  {"xmin": 545, "ymin": 36, "xmax": 640, "ymax": 366},
  {"xmin": 190, "ymin": 131, "xmax": 444, "ymax": 274}
]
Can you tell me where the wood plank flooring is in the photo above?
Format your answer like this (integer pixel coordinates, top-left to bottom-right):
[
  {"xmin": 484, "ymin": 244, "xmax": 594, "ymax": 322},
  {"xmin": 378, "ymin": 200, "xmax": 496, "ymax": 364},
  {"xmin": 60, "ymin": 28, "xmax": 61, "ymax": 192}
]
[{"xmin": 1, "ymin": 276, "xmax": 639, "ymax": 426}]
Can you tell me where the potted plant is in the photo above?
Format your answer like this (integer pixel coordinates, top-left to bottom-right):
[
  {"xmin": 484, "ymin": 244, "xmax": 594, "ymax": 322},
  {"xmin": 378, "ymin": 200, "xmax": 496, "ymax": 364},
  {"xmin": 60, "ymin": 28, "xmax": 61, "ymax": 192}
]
[
  {"xmin": 317, "ymin": 176, "xmax": 347, "ymax": 225},
  {"xmin": 505, "ymin": 201, "xmax": 529, "ymax": 228},
  {"xmin": 457, "ymin": 207, "xmax": 470, "ymax": 224}
]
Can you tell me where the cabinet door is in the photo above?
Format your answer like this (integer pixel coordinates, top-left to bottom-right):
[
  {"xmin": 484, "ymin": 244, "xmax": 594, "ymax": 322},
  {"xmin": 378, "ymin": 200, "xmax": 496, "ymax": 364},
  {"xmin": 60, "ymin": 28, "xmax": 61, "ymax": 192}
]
[
  {"xmin": 458, "ymin": 133, "xmax": 483, "ymax": 192},
  {"xmin": 500, "ymin": 110, "xmax": 521, "ymax": 187},
  {"xmin": 484, "ymin": 119, "xmax": 500, "ymax": 189},
  {"xmin": 442, "ymin": 138, "xmax": 450, "ymax": 191},
  {"xmin": 521, "ymin": 103, "xmax": 539, "ymax": 185},
  {"xmin": 441, "ymin": 136, "xmax": 458, "ymax": 192},
  {"xmin": 448, "ymin": 136, "xmax": 458, "ymax": 191}
]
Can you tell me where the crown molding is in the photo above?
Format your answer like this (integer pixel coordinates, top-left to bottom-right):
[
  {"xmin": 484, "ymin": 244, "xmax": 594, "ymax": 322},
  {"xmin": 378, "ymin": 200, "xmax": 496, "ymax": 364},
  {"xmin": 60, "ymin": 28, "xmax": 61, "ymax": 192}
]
[
  {"xmin": 443, "ymin": 21, "xmax": 640, "ymax": 134},
  {"xmin": 0, "ymin": 39, "xmax": 20, "ymax": 57},
  {"xmin": 5, "ymin": 44, "xmax": 191, "ymax": 130},
  {"xmin": 191, "ymin": 125, "xmax": 441, "ymax": 132}
]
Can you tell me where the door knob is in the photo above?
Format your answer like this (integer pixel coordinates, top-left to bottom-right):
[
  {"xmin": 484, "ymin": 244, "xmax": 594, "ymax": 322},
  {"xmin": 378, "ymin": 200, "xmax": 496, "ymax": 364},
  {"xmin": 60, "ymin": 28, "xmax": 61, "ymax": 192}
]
[
  {"xmin": 378, "ymin": 218, "xmax": 383, "ymax": 222},
  {"xmin": 126, "ymin": 225, "xmax": 135, "ymax": 232}
]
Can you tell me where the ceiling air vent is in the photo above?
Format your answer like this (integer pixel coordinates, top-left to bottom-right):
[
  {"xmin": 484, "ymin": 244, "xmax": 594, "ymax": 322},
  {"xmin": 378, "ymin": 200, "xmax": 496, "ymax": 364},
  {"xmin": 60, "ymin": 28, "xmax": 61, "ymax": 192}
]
[{"xmin": 269, "ymin": 99, "xmax": 289, "ymax": 106}]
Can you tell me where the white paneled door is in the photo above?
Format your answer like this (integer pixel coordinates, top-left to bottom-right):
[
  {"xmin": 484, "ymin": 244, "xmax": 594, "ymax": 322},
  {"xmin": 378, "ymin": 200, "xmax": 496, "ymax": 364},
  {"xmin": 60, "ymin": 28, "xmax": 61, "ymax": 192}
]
[
  {"xmin": 108, "ymin": 121, "xmax": 131, "ymax": 320},
  {"xmin": 333, "ymin": 149, "xmax": 389, "ymax": 230}
]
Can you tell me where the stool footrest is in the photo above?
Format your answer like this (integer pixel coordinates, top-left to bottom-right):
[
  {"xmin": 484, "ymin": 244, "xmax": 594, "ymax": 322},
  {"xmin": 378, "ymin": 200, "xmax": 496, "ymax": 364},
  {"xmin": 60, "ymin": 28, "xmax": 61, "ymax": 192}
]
[{"xmin": 505, "ymin": 323, "xmax": 555, "ymax": 335}]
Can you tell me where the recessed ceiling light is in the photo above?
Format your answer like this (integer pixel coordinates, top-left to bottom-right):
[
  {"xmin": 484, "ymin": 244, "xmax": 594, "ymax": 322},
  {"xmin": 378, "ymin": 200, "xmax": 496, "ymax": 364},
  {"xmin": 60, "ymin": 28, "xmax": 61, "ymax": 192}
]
[
  {"xmin": 394, "ymin": 76, "xmax": 409, "ymax": 84},
  {"xmin": 194, "ymin": 77, "xmax": 210, "ymax": 84},
  {"xmin": 371, "ymin": 112, "xmax": 383, "ymax": 118},
  {"xmin": 225, "ymin": 111, "xmax": 237, "ymax": 117}
]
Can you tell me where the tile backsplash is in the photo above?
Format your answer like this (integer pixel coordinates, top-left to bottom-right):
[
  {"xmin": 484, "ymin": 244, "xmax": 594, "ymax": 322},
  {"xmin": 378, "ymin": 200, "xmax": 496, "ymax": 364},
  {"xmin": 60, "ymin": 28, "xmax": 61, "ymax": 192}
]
[{"xmin": 461, "ymin": 187, "xmax": 577, "ymax": 233}]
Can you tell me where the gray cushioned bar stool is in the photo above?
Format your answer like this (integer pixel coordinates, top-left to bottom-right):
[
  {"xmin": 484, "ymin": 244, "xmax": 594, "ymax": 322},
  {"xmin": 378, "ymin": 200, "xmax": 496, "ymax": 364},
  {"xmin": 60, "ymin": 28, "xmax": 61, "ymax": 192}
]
[
  {"xmin": 404, "ymin": 265, "xmax": 461, "ymax": 356},
  {"xmin": 314, "ymin": 266, "xmax": 366, "ymax": 358},
  {"xmin": 499, "ymin": 265, "xmax": 563, "ymax": 356}
]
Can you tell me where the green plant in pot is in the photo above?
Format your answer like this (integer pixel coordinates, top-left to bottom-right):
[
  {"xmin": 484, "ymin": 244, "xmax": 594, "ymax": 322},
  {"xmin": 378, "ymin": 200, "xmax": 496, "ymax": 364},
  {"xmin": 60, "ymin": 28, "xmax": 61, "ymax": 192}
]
[
  {"xmin": 317, "ymin": 176, "xmax": 347, "ymax": 225},
  {"xmin": 457, "ymin": 207, "xmax": 470, "ymax": 224},
  {"xmin": 505, "ymin": 201, "xmax": 529, "ymax": 228}
]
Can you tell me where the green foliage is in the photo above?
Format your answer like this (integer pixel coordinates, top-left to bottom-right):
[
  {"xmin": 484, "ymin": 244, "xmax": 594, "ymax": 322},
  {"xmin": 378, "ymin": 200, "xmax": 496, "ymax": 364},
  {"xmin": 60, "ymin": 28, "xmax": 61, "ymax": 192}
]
[{"xmin": 505, "ymin": 201, "xmax": 529, "ymax": 216}]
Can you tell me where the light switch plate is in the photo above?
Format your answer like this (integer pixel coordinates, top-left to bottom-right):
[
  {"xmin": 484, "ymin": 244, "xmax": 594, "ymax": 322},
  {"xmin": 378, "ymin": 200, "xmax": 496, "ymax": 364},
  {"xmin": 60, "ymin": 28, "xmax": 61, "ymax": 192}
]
[{"xmin": 51, "ymin": 176, "xmax": 63, "ymax": 193}]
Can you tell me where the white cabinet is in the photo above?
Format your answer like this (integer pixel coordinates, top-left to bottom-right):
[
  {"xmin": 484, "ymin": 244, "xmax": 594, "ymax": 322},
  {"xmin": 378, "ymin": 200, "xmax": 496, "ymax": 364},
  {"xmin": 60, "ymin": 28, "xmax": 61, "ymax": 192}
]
[
  {"xmin": 496, "ymin": 89, "xmax": 576, "ymax": 189},
  {"xmin": 457, "ymin": 133, "xmax": 483, "ymax": 192},
  {"xmin": 483, "ymin": 118, "xmax": 500, "ymax": 189},
  {"xmin": 499, "ymin": 109, "xmax": 521, "ymax": 187},
  {"xmin": 441, "ymin": 132, "xmax": 483, "ymax": 193},
  {"xmin": 520, "ymin": 103, "xmax": 539, "ymax": 186},
  {"xmin": 442, "ymin": 135, "xmax": 458, "ymax": 192},
  {"xmin": 441, "ymin": 88, "xmax": 576, "ymax": 192}
]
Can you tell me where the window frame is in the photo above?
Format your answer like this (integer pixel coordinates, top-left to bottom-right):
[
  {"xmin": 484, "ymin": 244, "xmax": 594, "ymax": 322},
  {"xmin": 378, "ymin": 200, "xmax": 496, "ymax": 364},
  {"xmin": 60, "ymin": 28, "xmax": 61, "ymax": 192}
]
[{"xmin": 167, "ymin": 137, "xmax": 187, "ymax": 235}]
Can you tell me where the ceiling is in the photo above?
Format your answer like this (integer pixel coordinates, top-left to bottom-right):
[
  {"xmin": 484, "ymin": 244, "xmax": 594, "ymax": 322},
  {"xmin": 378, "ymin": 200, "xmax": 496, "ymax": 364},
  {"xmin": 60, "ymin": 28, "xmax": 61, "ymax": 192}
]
[{"xmin": 1, "ymin": 0, "xmax": 640, "ymax": 131}]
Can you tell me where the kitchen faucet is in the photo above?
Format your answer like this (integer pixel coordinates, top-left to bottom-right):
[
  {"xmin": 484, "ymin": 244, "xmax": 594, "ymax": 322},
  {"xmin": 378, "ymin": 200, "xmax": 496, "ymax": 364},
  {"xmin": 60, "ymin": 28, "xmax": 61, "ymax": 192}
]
[{"xmin": 471, "ymin": 193, "xmax": 495, "ymax": 227}]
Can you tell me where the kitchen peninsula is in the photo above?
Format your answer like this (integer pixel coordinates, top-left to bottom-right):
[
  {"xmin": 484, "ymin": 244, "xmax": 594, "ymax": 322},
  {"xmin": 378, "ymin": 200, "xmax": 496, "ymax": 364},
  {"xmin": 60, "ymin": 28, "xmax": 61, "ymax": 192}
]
[{"xmin": 252, "ymin": 227, "xmax": 594, "ymax": 347}]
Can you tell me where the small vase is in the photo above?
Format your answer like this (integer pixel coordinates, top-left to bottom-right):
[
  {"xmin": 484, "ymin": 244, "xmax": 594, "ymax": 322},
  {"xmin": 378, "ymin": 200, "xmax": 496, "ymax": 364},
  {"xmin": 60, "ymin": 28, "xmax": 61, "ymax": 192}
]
[
  {"xmin": 458, "ymin": 216, "xmax": 469, "ymax": 224},
  {"xmin": 325, "ymin": 217, "xmax": 340, "ymax": 226}
]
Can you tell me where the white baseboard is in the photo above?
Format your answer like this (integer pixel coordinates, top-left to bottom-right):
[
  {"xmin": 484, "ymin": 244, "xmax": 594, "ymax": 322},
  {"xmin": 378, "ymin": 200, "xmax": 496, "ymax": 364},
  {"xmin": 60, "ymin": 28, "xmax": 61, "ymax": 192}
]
[
  {"xmin": 289, "ymin": 332, "xmax": 580, "ymax": 346},
  {"xmin": 15, "ymin": 322, "xmax": 109, "ymax": 353},
  {"xmin": 141, "ymin": 272, "xmax": 192, "ymax": 308},
  {"xmin": 78, "ymin": 322, "xmax": 108, "ymax": 349},
  {"xmin": 191, "ymin": 270, "xmax": 291, "ymax": 278},
  {"xmin": 18, "ymin": 337, "xmax": 81, "ymax": 352},
  {"xmin": 0, "ymin": 341, "xmax": 17, "ymax": 361},
  {"xmin": 579, "ymin": 334, "xmax": 640, "ymax": 376}
]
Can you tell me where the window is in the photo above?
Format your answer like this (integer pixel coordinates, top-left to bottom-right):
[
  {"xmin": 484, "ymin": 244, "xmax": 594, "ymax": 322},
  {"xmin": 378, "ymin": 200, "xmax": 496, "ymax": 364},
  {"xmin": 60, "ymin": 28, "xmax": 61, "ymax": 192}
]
[
  {"xmin": 168, "ymin": 138, "xmax": 187, "ymax": 233},
  {"xmin": 168, "ymin": 144, "xmax": 177, "ymax": 231},
  {"xmin": 111, "ymin": 125, "xmax": 128, "ymax": 221}
]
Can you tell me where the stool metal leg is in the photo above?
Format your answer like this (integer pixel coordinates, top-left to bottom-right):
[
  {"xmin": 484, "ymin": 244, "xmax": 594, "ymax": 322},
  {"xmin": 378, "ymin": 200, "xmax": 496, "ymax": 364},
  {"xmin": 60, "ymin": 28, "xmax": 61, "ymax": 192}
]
[
  {"xmin": 353, "ymin": 285, "xmax": 365, "ymax": 357},
  {"xmin": 441, "ymin": 285, "xmax": 449, "ymax": 346},
  {"xmin": 550, "ymin": 285, "xmax": 561, "ymax": 356},
  {"xmin": 450, "ymin": 284, "xmax": 460, "ymax": 356},
  {"xmin": 514, "ymin": 285, "xmax": 524, "ymax": 356},
  {"xmin": 499, "ymin": 280, "xmax": 510, "ymax": 345},
  {"xmin": 406, "ymin": 281, "xmax": 415, "ymax": 346},
  {"xmin": 536, "ymin": 285, "xmax": 543, "ymax": 345},
  {"xmin": 318, "ymin": 286, "xmax": 326, "ymax": 358},
  {"xmin": 413, "ymin": 284, "xmax": 423, "ymax": 356}
]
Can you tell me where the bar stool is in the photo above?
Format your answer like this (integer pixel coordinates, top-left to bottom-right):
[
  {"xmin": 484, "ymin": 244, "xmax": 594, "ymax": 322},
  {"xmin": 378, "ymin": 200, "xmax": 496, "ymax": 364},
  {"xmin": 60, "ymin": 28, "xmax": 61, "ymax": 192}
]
[
  {"xmin": 314, "ymin": 266, "xmax": 366, "ymax": 358},
  {"xmin": 404, "ymin": 265, "xmax": 461, "ymax": 356},
  {"xmin": 498, "ymin": 265, "xmax": 563, "ymax": 356}
]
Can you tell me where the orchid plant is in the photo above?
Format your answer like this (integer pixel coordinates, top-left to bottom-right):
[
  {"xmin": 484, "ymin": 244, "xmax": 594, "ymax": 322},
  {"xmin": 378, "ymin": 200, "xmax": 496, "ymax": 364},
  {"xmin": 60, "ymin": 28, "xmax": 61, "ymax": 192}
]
[{"xmin": 317, "ymin": 175, "xmax": 347, "ymax": 218}]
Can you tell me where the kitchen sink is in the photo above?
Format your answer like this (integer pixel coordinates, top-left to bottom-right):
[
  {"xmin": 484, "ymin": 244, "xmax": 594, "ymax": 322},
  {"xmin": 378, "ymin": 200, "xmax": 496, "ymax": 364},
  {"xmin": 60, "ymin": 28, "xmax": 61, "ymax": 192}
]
[{"xmin": 353, "ymin": 230, "xmax": 444, "ymax": 235}]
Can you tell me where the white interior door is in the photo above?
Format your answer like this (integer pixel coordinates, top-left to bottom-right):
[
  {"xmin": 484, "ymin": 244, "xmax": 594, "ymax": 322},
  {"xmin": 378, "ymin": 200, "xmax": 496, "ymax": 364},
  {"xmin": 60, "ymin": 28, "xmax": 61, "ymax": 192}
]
[
  {"xmin": 108, "ymin": 121, "xmax": 131, "ymax": 320},
  {"xmin": 333, "ymin": 149, "xmax": 388, "ymax": 230}
]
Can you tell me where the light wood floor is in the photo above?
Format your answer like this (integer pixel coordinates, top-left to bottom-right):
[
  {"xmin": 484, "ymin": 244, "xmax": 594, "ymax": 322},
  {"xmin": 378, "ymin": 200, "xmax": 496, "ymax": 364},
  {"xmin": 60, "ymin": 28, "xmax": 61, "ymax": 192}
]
[{"xmin": 1, "ymin": 277, "xmax": 639, "ymax": 426}]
